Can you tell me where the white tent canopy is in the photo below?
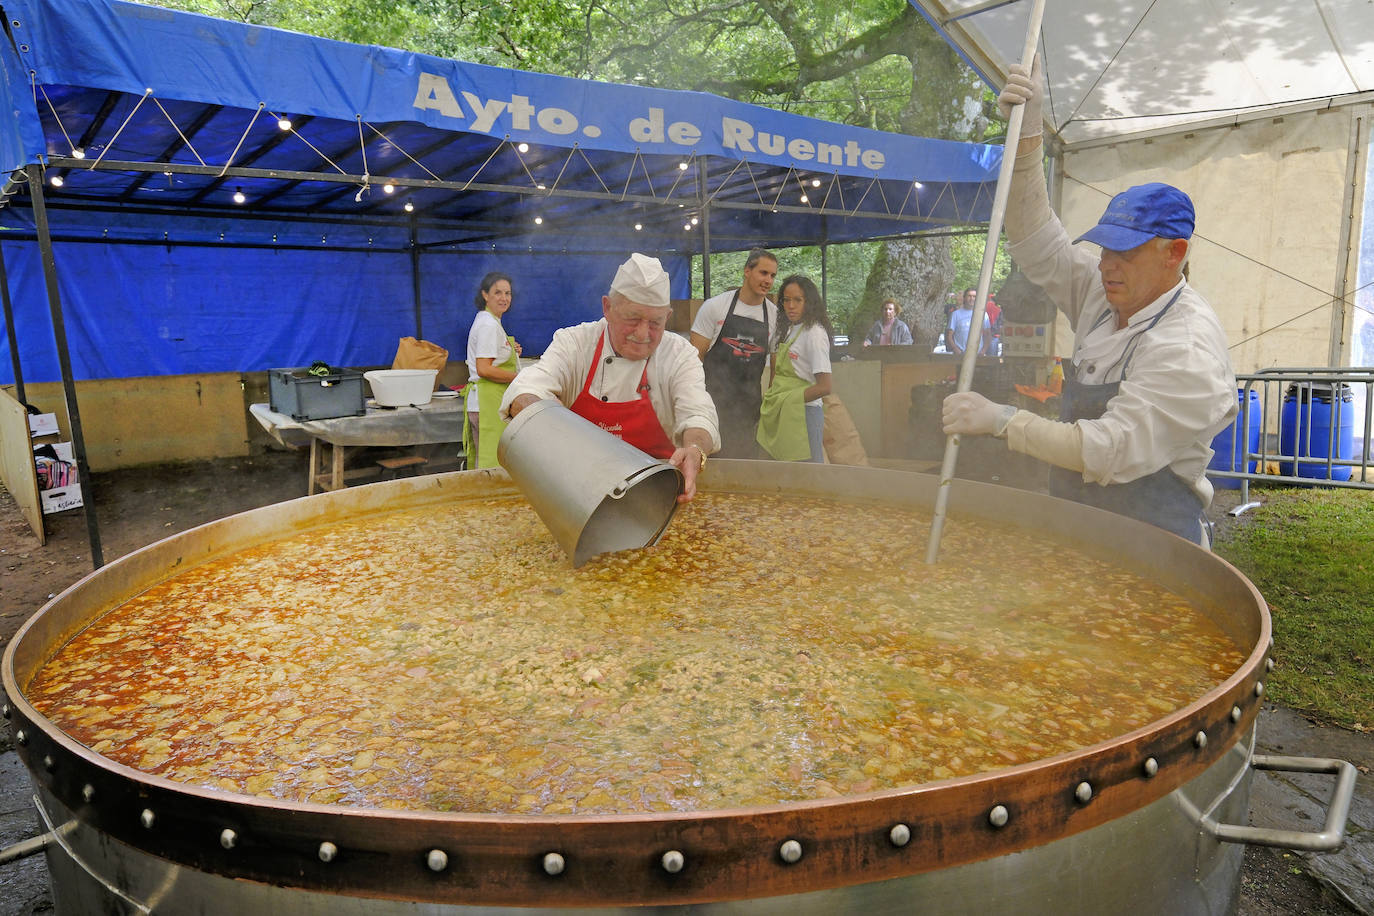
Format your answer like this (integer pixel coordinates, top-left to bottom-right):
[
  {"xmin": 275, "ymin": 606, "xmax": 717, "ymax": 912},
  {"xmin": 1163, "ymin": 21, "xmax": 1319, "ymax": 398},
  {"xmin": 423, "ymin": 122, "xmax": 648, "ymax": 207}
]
[{"xmin": 912, "ymin": 0, "xmax": 1374, "ymax": 378}]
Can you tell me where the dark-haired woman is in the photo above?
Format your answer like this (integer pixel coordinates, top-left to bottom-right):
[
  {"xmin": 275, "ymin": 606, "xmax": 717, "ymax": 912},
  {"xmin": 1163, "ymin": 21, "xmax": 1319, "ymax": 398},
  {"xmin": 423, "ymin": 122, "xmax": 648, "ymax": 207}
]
[
  {"xmin": 464, "ymin": 271, "xmax": 521, "ymax": 468},
  {"xmin": 756, "ymin": 274, "xmax": 832, "ymax": 462}
]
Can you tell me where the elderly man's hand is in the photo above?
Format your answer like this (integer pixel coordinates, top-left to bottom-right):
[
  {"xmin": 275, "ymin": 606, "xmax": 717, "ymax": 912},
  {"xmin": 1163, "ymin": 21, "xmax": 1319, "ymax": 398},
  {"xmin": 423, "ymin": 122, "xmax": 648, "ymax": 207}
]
[
  {"xmin": 998, "ymin": 54, "xmax": 1044, "ymax": 140},
  {"xmin": 942, "ymin": 391, "xmax": 1017, "ymax": 438},
  {"xmin": 668, "ymin": 443, "xmax": 707, "ymax": 502}
]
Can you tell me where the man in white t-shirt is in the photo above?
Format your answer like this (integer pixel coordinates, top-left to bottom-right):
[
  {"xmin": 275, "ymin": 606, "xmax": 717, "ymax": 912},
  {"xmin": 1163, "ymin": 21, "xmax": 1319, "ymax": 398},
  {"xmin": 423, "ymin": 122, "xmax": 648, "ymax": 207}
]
[{"xmin": 689, "ymin": 248, "xmax": 778, "ymax": 457}]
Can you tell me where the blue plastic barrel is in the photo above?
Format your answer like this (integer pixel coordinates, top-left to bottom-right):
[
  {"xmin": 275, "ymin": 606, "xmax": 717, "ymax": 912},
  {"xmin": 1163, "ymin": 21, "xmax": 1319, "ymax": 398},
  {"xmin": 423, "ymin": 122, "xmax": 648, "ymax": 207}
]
[
  {"xmin": 1207, "ymin": 389, "xmax": 1261, "ymax": 489},
  {"xmin": 1279, "ymin": 382, "xmax": 1354, "ymax": 480}
]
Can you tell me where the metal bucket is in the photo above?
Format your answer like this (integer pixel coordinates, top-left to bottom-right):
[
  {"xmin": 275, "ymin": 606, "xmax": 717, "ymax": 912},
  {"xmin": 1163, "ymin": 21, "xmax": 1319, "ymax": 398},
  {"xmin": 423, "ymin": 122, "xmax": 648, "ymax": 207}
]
[
  {"xmin": 0, "ymin": 462, "xmax": 1356, "ymax": 914},
  {"xmin": 497, "ymin": 398, "xmax": 682, "ymax": 565}
]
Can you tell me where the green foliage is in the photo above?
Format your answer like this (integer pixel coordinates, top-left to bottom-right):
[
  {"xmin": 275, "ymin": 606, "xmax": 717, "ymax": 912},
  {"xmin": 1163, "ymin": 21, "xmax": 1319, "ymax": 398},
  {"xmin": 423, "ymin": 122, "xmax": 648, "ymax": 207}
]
[
  {"xmin": 950, "ymin": 232, "xmax": 1012, "ymax": 299},
  {"xmin": 1213, "ymin": 488, "xmax": 1374, "ymax": 731}
]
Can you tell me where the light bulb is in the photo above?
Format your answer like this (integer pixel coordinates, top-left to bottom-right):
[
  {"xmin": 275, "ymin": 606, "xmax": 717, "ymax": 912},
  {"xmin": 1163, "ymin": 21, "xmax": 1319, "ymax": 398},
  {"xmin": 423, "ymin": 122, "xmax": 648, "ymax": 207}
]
[
  {"xmin": 403, "ymin": 200, "xmax": 414, "ymax": 212},
  {"xmin": 914, "ymin": 181, "xmax": 924, "ymax": 189},
  {"xmin": 678, "ymin": 162, "xmax": 688, "ymax": 171},
  {"xmin": 534, "ymin": 216, "xmax": 543, "ymax": 225},
  {"xmin": 71, "ymin": 148, "xmax": 86, "ymax": 160},
  {"xmin": 49, "ymin": 174, "xmax": 63, "ymax": 187},
  {"xmin": 517, "ymin": 142, "xmax": 529, "ymax": 153},
  {"xmin": 634, "ymin": 222, "xmax": 643, "ymax": 231},
  {"xmin": 811, "ymin": 179, "xmax": 821, "ymax": 187},
  {"xmin": 277, "ymin": 118, "xmax": 292, "ymax": 131},
  {"xmin": 383, "ymin": 183, "xmax": 395, "ymax": 194},
  {"xmin": 690, "ymin": 216, "xmax": 698, "ymax": 225},
  {"xmin": 799, "ymin": 194, "xmax": 808, "ymax": 203},
  {"xmin": 232, "ymin": 189, "xmax": 246, "ymax": 204}
]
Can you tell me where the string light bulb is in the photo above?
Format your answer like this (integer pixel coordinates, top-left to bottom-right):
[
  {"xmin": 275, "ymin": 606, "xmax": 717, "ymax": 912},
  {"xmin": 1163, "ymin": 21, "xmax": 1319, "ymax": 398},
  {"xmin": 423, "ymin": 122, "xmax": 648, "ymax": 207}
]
[
  {"xmin": 517, "ymin": 142, "xmax": 529, "ymax": 153},
  {"xmin": 383, "ymin": 183, "xmax": 395, "ymax": 194},
  {"xmin": 690, "ymin": 216, "xmax": 699, "ymax": 225},
  {"xmin": 678, "ymin": 162, "xmax": 688, "ymax": 171},
  {"xmin": 71, "ymin": 148, "xmax": 85, "ymax": 160},
  {"xmin": 403, "ymin": 200, "xmax": 414, "ymax": 212},
  {"xmin": 534, "ymin": 216, "xmax": 543, "ymax": 225},
  {"xmin": 634, "ymin": 222, "xmax": 643, "ymax": 231},
  {"xmin": 49, "ymin": 174, "xmax": 63, "ymax": 187},
  {"xmin": 913, "ymin": 181, "xmax": 924, "ymax": 189},
  {"xmin": 811, "ymin": 178, "xmax": 821, "ymax": 187},
  {"xmin": 800, "ymin": 194, "xmax": 809, "ymax": 204},
  {"xmin": 277, "ymin": 117, "xmax": 292, "ymax": 131},
  {"xmin": 232, "ymin": 188, "xmax": 246, "ymax": 204}
]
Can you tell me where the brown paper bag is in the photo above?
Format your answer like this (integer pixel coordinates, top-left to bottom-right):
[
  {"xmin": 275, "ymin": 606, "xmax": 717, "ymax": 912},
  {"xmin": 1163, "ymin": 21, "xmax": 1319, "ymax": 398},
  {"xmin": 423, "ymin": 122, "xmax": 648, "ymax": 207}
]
[
  {"xmin": 392, "ymin": 336, "xmax": 448, "ymax": 371},
  {"xmin": 821, "ymin": 393, "xmax": 870, "ymax": 466}
]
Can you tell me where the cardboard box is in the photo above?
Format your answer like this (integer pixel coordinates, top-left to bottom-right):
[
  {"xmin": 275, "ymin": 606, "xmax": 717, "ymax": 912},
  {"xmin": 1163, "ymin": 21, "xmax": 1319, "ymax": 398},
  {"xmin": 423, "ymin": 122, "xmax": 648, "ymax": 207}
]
[
  {"xmin": 34, "ymin": 440, "xmax": 83, "ymax": 514},
  {"xmin": 1001, "ymin": 322, "xmax": 1052, "ymax": 357}
]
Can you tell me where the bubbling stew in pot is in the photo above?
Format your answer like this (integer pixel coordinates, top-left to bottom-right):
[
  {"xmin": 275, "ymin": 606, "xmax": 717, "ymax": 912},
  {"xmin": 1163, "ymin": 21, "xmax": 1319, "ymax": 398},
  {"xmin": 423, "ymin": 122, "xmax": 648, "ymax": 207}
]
[{"xmin": 28, "ymin": 493, "xmax": 1244, "ymax": 815}]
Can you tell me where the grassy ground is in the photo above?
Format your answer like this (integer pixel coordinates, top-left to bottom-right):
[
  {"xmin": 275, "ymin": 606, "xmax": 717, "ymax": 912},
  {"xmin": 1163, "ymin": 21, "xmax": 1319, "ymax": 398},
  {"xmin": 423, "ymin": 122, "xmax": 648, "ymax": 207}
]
[{"xmin": 1211, "ymin": 486, "xmax": 1373, "ymax": 731}]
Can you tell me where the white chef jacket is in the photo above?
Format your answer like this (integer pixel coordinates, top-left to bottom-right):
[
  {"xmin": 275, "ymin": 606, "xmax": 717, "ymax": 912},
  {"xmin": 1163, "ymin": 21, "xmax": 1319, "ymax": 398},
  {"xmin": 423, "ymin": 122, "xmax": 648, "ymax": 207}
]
[
  {"xmin": 500, "ymin": 320, "xmax": 720, "ymax": 452},
  {"xmin": 1005, "ymin": 155, "xmax": 1237, "ymax": 505}
]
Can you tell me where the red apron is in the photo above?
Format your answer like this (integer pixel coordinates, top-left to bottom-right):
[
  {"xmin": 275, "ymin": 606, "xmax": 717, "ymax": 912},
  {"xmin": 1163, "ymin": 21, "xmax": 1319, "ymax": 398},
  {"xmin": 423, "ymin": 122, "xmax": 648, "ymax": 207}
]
[{"xmin": 569, "ymin": 332, "xmax": 676, "ymax": 459}]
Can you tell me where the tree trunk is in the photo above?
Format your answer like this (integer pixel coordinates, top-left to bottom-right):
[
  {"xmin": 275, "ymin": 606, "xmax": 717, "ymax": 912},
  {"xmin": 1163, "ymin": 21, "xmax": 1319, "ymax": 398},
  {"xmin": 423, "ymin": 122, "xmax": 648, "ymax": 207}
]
[{"xmin": 853, "ymin": 238, "xmax": 953, "ymax": 351}]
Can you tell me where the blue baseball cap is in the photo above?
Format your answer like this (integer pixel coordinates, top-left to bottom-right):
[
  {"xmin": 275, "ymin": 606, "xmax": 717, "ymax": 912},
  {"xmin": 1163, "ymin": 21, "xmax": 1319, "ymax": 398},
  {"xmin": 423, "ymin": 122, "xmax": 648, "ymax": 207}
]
[{"xmin": 1074, "ymin": 183, "xmax": 1195, "ymax": 251}]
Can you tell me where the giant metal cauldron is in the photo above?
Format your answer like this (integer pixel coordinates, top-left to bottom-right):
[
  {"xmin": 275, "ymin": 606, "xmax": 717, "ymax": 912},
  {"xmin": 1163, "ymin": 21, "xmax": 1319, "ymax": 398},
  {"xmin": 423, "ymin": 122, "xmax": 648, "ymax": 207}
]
[{"xmin": 0, "ymin": 462, "xmax": 1349, "ymax": 913}]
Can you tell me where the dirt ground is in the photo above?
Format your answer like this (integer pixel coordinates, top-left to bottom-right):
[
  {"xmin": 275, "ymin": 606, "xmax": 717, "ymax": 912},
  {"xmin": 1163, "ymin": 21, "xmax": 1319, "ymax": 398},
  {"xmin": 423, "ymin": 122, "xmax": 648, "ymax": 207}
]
[{"xmin": 0, "ymin": 450, "xmax": 1368, "ymax": 914}]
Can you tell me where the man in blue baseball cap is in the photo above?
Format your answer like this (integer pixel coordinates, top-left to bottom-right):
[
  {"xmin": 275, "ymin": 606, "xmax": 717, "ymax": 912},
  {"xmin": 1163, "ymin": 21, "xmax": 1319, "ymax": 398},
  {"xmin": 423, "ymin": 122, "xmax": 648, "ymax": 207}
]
[{"xmin": 942, "ymin": 57, "xmax": 1237, "ymax": 547}]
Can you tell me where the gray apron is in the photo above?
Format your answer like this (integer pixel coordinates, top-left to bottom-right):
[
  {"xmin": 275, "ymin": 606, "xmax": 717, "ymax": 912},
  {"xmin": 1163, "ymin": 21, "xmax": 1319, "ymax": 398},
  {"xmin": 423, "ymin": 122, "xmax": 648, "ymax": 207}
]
[{"xmin": 1049, "ymin": 290, "xmax": 1206, "ymax": 544}]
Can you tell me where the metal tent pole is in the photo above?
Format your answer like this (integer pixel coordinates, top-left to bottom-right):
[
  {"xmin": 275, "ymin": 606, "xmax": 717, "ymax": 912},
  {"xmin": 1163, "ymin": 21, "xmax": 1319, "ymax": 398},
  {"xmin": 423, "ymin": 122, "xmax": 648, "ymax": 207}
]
[
  {"xmin": 698, "ymin": 167, "xmax": 712, "ymax": 298},
  {"xmin": 408, "ymin": 209, "xmax": 423, "ymax": 340},
  {"xmin": 0, "ymin": 242, "xmax": 25, "ymax": 405},
  {"xmin": 926, "ymin": 0, "xmax": 1048, "ymax": 564},
  {"xmin": 26, "ymin": 164, "xmax": 104, "ymax": 568}
]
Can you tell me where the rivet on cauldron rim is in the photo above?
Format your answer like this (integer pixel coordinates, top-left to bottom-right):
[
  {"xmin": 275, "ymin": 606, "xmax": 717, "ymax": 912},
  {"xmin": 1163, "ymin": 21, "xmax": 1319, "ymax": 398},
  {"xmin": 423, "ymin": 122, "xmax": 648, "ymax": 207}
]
[
  {"xmin": 82, "ymin": 784, "xmax": 95, "ymax": 803},
  {"xmin": 220, "ymin": 828, "xmax": 237, "ymax": 850},
  {"xmin": 778, "ymin": 839, "xmax": 803, "ymax": 864},
  {"xmin": 2, "ymin": 703, "xmax": 10, "ymax": 719},
  {"xmin": 426, "ymin": 849, "xmax": 448, "ymax": 872},
  {"xmin": 318, "ymin": 842, "xmax": 338, "ymax": 863},
  {"xmin": 661, "ymin": 850, "xmax": 685, "ymax": 874},
  {"xmin": 543, "ymin": 851, "xmax": 565, "ymax": 876},
  {"xmin": 988, "ymin": 805, "xmax": 1009, "ymax": 828},
  {"xmin": 889, "ymin": 823, "xmax": 911, "ymax": 847},
  {"xmin": 1143, "ymin": 757, "xmax": 1159, "ymax": 777},
  {"xmin": 1231, "ymin": 705, "xmax": 1243, "ymax": 723},
  {"xmin": 1194, "ymin": 731, "xmax": 1208, "ymax": 749},
  {"xmin": 14, "ymin": 729, "xmax": 25, "ymax": 746},
  {"xmin": 1265, "ymin": 657, "xmax": 1275, "ymax": 672},
  {"xmin": 1255, "ymin": 682, "xmax": 1265, "ymax": 697},
  {"xmin": 1074, "ymin": 781, "xmax": 1093, "ymax": 804},
  {"xmin": 42, "ymin": 755, "xmax": 54, "ymax": 772},
  {"xmin": 140, "ymin": 809, "xmax": 155, "ymax": 829}
]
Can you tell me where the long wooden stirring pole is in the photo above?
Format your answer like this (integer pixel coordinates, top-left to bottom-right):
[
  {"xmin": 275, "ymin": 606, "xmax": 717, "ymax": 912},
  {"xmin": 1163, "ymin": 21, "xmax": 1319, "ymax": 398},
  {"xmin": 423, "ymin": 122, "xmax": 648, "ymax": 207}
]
[{"xmin": 926, "ymin": 0, "xmax": 1049, "ymax": 564}]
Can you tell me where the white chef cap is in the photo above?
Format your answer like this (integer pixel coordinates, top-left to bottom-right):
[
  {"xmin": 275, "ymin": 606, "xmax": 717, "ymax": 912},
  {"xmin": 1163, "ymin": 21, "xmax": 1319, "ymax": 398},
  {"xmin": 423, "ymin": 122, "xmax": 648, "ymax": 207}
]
[{"xmin": 608, "ymin": 253, "xmax": 671, "ymax": 308}]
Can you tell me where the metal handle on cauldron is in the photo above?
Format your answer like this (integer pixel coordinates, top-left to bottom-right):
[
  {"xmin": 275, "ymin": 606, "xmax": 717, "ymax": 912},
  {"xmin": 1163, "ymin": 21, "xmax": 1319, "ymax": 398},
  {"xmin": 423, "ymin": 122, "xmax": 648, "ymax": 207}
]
[{"xmin": 1204, "ymin": 754, "xmax": 1357, "ymax": 851}]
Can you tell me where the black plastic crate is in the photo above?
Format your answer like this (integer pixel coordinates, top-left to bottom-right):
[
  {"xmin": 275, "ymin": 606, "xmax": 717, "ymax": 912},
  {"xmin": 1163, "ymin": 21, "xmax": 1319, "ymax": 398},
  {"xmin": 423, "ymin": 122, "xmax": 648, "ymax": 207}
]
[{"xmin": 268, "ymin": 367, "xmax": 365, "ymax": 421}]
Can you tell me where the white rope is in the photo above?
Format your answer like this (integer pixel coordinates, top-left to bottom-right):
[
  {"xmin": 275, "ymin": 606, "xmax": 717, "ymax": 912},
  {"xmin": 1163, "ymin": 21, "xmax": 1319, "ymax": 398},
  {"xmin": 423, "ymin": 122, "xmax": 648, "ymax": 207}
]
[
  {"xmin": 273, "ymin": 111, "xmax": 346, "ymax": 174},
  {"xmin": 91, "ymin": 88, "xmax": 154, "ymax": 169},
  {"xmin": 355, "ymin": 115, "xmax": 369, "ymax": 196},
  {"xmin": 217, "ymin": 103, "xmax": 265, "ymax": 177},
  {"xmin": 618, "ymin": 150, "xmax": 657, "ymax": 201},
  {"xmin": 150, "ymin": 96, "xmax": 207, "ymax": 166},
  {"xmin": 35, "ymin": 83, "xmax": 79, "ymax": 155},
  {"xmin": 365, "ymin": 124, "xmax": 443, "ymax": 181}
]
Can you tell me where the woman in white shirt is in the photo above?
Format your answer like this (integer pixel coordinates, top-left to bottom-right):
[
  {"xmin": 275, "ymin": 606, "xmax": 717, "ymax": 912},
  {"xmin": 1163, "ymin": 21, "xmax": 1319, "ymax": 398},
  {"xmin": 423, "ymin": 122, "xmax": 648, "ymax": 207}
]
[
  {"xmin": 464, "ymin": 271, "xmax": 521, "ymax": 468},
  {"xmin": 756, "ymin": 274, "xmax": 833, "ymax": 462}
]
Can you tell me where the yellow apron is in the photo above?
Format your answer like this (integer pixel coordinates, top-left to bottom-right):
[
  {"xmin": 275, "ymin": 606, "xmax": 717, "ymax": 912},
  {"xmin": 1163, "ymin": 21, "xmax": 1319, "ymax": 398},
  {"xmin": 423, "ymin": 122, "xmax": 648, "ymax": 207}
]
[
  {"xmin": 755, "ymin": 328, "xmax": 812, "ymax": 461},
  {"xmin": 464, "ymin": 337, "xmax": 519, "ymax": 469}
]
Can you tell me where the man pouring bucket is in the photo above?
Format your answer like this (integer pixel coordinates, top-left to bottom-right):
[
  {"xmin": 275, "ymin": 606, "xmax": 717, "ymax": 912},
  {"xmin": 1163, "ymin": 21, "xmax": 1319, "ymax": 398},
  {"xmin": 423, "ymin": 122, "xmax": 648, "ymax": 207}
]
[{"xmin": 503, "ymin": 253, "xmax": 719, "ymax": 502}]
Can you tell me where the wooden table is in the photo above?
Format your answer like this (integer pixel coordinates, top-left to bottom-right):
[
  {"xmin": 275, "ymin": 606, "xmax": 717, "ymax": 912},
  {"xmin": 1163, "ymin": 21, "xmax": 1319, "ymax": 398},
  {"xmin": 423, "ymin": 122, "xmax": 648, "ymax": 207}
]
[{"xmin": 250, "ymin": 397, "xmax": 467, "ymax": 494}]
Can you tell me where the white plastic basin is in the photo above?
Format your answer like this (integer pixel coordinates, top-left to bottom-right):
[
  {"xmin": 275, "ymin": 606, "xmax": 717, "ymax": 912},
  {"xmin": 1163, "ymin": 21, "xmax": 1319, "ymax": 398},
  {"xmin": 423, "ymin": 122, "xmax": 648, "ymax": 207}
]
[{"xmin": 364, "ymin": 369, "xmax": 438, "ymax": 407}]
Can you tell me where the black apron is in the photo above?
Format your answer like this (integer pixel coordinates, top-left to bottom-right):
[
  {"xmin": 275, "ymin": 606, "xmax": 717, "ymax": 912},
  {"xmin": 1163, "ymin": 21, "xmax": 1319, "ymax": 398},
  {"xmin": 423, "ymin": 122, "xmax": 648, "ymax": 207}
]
[
  {"xmin": 1048, "ymin": 290, "xmax": 1206, "ymax": 544},
  {"xmin": 703, "ymin": 289, "xmax": 771, "ymax": 458}
]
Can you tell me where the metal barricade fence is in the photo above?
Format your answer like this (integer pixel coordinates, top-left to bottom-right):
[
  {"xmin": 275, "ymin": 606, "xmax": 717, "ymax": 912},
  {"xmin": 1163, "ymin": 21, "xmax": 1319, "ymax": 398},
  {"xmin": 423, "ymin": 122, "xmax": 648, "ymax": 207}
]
[{"xmin": 1208, "ymin": 368, "xmax": 1374, "ymax": 511}]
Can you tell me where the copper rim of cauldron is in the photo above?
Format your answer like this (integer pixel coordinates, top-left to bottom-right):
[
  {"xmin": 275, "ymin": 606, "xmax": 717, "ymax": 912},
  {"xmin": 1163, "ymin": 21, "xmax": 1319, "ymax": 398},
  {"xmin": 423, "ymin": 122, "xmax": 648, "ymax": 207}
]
[{"xmin": 1, "ymin": 466, "xmax": 1272, "ymax": 908}]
